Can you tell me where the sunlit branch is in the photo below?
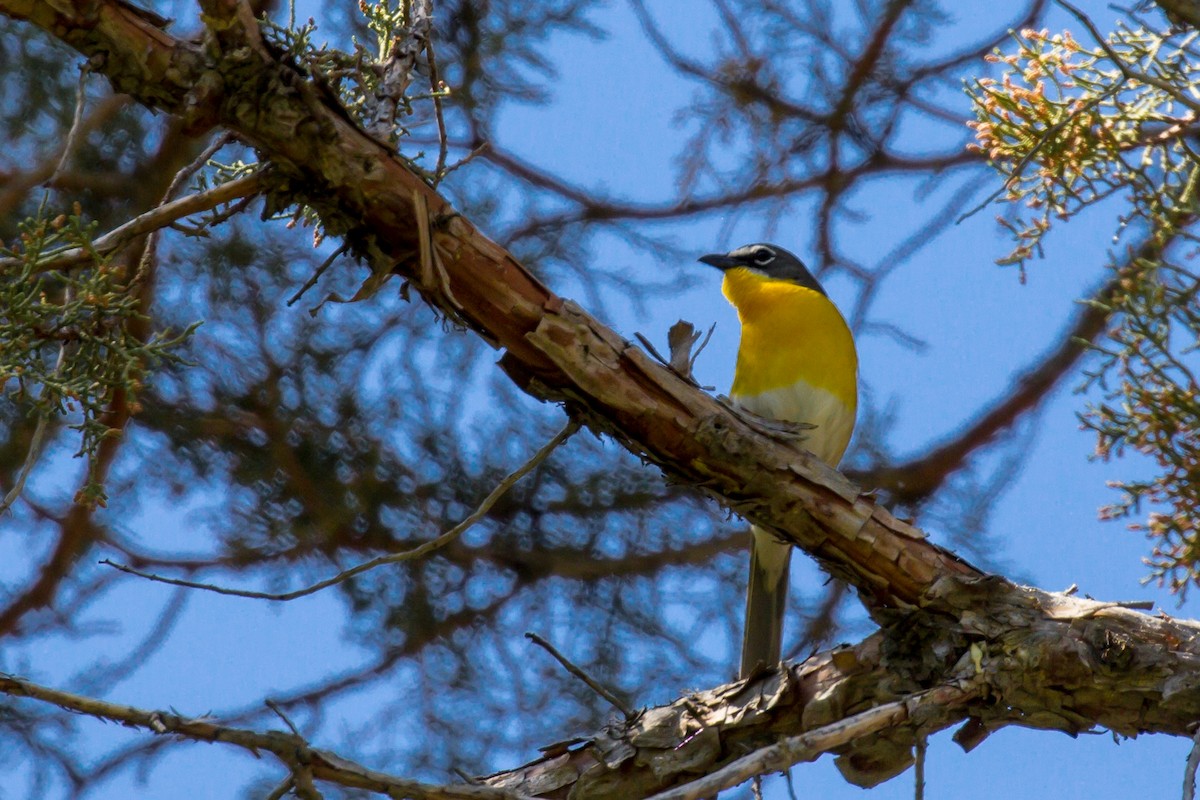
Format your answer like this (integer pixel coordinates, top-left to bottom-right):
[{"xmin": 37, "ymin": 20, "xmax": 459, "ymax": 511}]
[{"xmin": 645, "ymin": 682, "xmax": 980, "ymax": 800}]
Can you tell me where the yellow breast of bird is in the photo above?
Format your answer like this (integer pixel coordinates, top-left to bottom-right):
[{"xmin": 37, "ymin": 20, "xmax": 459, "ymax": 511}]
[{"xmin": 722, "ymin": 267, "xmax": 858, "ymax": 466}]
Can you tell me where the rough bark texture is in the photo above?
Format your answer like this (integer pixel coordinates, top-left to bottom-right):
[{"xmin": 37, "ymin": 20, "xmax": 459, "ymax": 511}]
[
  {"xmin": 8, "ymin": 2, "xmax": 1200, "ymax": 796},
  {"xmin": 486, "ymin": 577, "xmax": 1200, "ymax": 796},
  {"xmin": 1155, "ymin": 0, "xmax": 1200, "ymax": 28}
]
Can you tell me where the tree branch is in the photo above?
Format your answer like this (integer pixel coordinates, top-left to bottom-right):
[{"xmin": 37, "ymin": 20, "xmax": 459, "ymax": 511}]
[
  {"xmin": 485, "ymin": 582, "xmax": 1200, "ymax": 796},
  {"xmin": 0, "ymin": 172, "xmax": 266, "ymax": 274},
  {"xmin": 646, "ymin": 681, "xmax": 980, "ymax": 800},
  {"xmin": 0, "ymin": 673, "xmax": 532, "ymax": 800}
]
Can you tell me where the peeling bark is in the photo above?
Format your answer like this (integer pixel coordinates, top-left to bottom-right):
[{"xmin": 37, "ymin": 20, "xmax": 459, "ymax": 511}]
[{"xmin": 486, "ymin": 578, "xmax": 1200, "ymax": 796}]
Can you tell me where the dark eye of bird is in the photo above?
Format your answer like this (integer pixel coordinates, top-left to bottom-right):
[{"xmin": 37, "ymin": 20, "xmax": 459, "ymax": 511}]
[{"xmin": 752, "ymin": 248, "xmax": 774, "ymax": 265}]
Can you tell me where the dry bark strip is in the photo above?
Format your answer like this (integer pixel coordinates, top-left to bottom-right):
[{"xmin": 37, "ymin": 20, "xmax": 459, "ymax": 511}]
[{"xmin": 7, "ymin": 2, "xmax": 1200, "ymax": 796}]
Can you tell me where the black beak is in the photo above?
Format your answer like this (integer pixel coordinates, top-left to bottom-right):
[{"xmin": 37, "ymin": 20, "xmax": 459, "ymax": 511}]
[{"xmin": 698, "ymin": 253, "xmax": 740, "ymax": 271}]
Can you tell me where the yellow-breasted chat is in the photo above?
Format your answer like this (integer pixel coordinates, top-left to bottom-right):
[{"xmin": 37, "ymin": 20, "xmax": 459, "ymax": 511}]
[{"xmin": 698, "ymin": 243, "xmax": 858, "ymax": 678}]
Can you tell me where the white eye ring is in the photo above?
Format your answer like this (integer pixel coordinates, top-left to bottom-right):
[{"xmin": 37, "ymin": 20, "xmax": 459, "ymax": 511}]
[{"xmin": 752, "ymin": 248, "xmax": 775, "ymax": 265}]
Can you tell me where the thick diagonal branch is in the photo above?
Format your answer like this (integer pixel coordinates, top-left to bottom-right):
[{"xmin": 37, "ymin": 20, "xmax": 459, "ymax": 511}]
[{"xmin": 0, "ymin": 0, "xmax": 979, "ymax": 609}]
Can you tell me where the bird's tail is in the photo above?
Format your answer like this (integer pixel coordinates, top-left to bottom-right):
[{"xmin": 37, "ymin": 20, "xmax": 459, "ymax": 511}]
[{"xmin": 740, "ymin": 526, "xmax": 791, "ymax": 678}]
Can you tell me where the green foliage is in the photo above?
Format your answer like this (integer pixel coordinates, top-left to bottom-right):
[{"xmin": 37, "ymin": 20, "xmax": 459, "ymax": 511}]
[
  {"xmin": 262, "ymin": 1, "xmax": 447, "ymax": 156},
  {"xmin": 1083, "ymin": 253, "xmax": 1200, "ymax": 595},
  {"xmin": 967, "ymin": 21, "xmax": 1200, "ymax": 594},
  {"xmin": 966, "ymin": 25, "xmax": 1200, "ymax": 273},
  {"xmin": 0, "ymin": 202, "xmax": 195, "ymax": 506}
]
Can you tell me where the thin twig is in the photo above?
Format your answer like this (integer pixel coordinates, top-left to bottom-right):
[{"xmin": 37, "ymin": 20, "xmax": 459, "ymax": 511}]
[
  {"xmin": 263, "ymin": 777, "xmax": 295, "ymax": 800},
  {"xmin": 634, "ymin": 332, "xmax": 670, "ymax": 367},
  {"xmin": 783, "ymin": 769, "xmax": 799, "ymax": 800},
  {"xmin": 102, "ymin": 420, "xmax": 581, "ymax": 601},
  {"xmin": 1184, "ymin": 724, "xmax": 1200, "ymax": 800},
  {"xmin": 439, "ymin": 141, "xmax": 489, "ymax": 180},
  {"xmin": 137, "ymin": 131, "xmax": 239, "ymax": 286},
  {"xmin": 0, "ymin": 673, "xmax": 531, "ymax": 800},
  {"xmin": 424, "ymin": 0, "xmax": 450, "ymax": 186},
  {"xmin": 524, "ymin": 632, "xmax": 635, "ymax": 720},
  {"xmin": 266, "ymin": 699, "xmax": 303, "ymax": 737},
  {"xmin": 1, "ymin": 172, "xmax": 266, "ymax": 274},
  {"xmin": 164, "ymin": 132, "xmax": 236, "ymax": 204},
  {"xmin": 914, "ymin": 732, "xmax": 926, "ymax": 800},
  {"xmin": 288, "ymin": 243, "xmax": 349, "ymax": 306},
  {"xmin": 49, "ymin": 67, "xmax": 90, "ymax": 185},
  {"xmin": 134, "ymin": 137, "xmax": 246, "ymax": 287}
]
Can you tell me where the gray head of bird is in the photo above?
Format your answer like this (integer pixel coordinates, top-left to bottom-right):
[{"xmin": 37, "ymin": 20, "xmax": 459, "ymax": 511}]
[{"xmin": 697, "ymin": 243, "xmax": 826, "ymax": 295}]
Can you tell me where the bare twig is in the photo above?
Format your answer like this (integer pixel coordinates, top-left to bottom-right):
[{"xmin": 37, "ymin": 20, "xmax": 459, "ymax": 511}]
[
  {"xmin": 525, "ymin": 632, "xmax": 635, "ymax": 720},
  {"xmin": 49, "ymin": 67, "xmax": 90, "ymax": 184},
  {"xmin": 914, "ymin": 732, "xmax": 927, "ymax": 800},
  {"xmin": 102, "ymin": 420, "xmax": 581, "ymax": 601},
  {"xmin": 287, "ymin": 243, "xmax": 349, "ymax": 306},
  {"xmin": 634, "ymin": 331, "xmax": 670, "ymax": 367},
  {"xmin": 263, "ymin": 777, "xmax": 295, "ymax": 800},
  {"xmin": 265, "ymin": 699, "xmax": 303, "ymax": 737},
  {"xmin": 162, "ymin": 132, "xmax": 236, "ymax": 204},
  {"xmin": 424, "ymin": 1, "xmax": 451, "ymax": 185},
  {"xmin": 129, "ymin": 137, "xmax": 246, "ymax": 287},
  {"xmin": 1184, "ymin": 724, "xmax": 1200, "ymax": 800},
  {"xmin": 783, "ymin": 769, "xmax": 799, "ymax": 800},
  {"xmin": 440, "ymin": 141, "xmax": 489, "ymax": 179},
  {"xmin": 645, "ymin": 683, "xmax": 980, "ymax": 800},
  {"xmin": 0, "ymin": 673, "xmax": 531, "ymax": 800},
  {"xmin": 1, "ymin": 171, "xmax": 266, "ymax": 274}
]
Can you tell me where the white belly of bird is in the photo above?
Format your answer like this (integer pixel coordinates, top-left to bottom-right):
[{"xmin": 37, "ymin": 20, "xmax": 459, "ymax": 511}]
[{"xmin": 731, "ymin": 378, "xmax": 854, "ymax": 466}]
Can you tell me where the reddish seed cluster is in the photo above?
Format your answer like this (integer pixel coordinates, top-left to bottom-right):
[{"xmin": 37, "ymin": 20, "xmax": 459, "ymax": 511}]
[{"xmin": 967, "ymin": 29, "xmax": 1107, "ymax": 186}]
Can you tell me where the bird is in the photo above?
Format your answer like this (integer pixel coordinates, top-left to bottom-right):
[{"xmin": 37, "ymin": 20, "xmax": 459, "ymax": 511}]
[{"xmin": 698, "ymin": 243, "xmax": 858, "ymax": 679}]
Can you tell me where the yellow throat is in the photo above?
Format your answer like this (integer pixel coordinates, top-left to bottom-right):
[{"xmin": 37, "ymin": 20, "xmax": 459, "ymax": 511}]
[{"xmin": 722, "ymin": 266, "xmax": 858, "ymax": 411}]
